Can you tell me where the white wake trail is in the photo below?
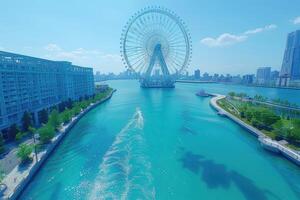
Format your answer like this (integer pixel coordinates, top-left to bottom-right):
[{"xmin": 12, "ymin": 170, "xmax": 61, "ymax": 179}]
[{"xmin": 89, "ymin": 108, "xmax": 155, "ymax": 200}]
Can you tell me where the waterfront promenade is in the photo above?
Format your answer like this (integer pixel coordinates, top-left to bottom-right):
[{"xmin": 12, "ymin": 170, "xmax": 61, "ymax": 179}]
[
  {"xmin": 0, "ymin": 90, "xmax": 116, "ymax": 200},
  {"xmin": 210, "ymin": 94, "xmax": 300, "ymax": 167}
]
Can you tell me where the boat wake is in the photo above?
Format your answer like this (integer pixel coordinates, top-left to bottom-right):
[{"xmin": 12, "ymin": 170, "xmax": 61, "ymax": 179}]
[{"xmin": 89, "ymin": 108, "xmax": 155, "ymax": 200}]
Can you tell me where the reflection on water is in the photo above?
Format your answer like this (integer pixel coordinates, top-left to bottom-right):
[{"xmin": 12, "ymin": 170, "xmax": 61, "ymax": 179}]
[{"xmin": 179, "ymin": 151, "xmax": 279, "ymax": 200}]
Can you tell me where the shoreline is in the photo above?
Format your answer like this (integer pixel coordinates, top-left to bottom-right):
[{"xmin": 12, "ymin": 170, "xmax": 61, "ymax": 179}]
[
  {"xmin": 175, "ymin": 80, "xmax": 300, "ymax": 91},
  {"xmin": 209, "ymin": 94, "xmax": 300, "ymax": 167},
  {"xmin": 1, "ymin": 89, "xmax": 116, "ymax": 200}
]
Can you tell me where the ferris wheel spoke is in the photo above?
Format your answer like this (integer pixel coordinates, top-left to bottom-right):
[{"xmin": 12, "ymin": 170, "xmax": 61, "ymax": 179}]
[
  {"xmin": 127, "ymin": 53, "xmax": 147, "ymax": 61},
  {"xmin": 168, "ymin": 30, "xmax": 185, "ymax": 41},
  {"xmin": 126, "ymin": 52, "xmax": 147, "ymax": 60},
  {"xmin": 131, "ymin": 55, "xmax": 147, "ymax": 69},
  {"xmin": 125, "ymin": 46, "xmax": 144, "ymax": 50},
  {"xmin": 135, "ymin": 59, "xmax": 148, "ymax": 72},
  {"xmin": 127, "ymin": 50, "xmax": 147, "ymax": 59},
  {"xmin": 125, "ymin": 47, "xmax": 144, "ymax": 53},
  {"xmin": 168, "ymin": 53, "xmax": 185, "ymax": 64},
  {"xmin": 172, "ymin": 55, "xmax": 186, "ymax": 65},
  {"xmin": 168, "ymin": 58, "xmax": 183, "ymax": 72},
  {"xmin": 126, "ymin": 35, "xmax": 144, "ymax": 44},
  {"xmin": 167, "ymin": 62, "xmax": 180, "ymax": 74},
  {"xmin": 169, "ymin": 31, "xmax": 185, "ymax": 39},
  {"xmin": 168, "ymin": 36, "xmax": 186, "ymax": 45},
  {"xmin": 170, "ymin": 49, "xmax": 187, "ymax": 55}
]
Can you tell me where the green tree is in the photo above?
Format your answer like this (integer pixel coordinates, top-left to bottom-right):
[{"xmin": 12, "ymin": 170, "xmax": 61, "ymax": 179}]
[
  {"xmin": 251, "ymin": 118, "xmax": 264, "ymax": 130},
  {"xmin": 48, "ymin": 109, "xmax": 61, "ymax": 130},
  {"xmin": 40, "ymin": 109, "xmax": 48, "ymax": 124},
  {"xmin": 8, "ymin": 124, "xmax": 20, "ymax": 140},
  {"xmin": 22, "ymin": 111, "xmax": 32, "ymax": 131},
  {"xmin": 15, "ymin": 131, "xmax": 24, "ymax": 142},
  {"xmin": 39, "ymin": 124, "xmax": 55, "ymax": 143},
  {"xmin": 273, "ymin": 120, "xmax": 292, "ymax": 140},
  {"xmin": 260, "ymin": 109, "xmax": 280, "ymax": 127},
  {"xmin": 254, "ymin": 94, "xmax": 267, "ymax": 102},
  {"xmin": 291, "ymin": 119, "xmax": 300, "ymax": 141},
  {"xmin": 72, "ymin": 105, "xmax": 81, "ymax": 116},
  {"xmin": 245, "ymin": 109, "xmax": 253, "ymax": 121},
  {"xmin": 228, "ymin": 92, "xmax": 235, "ymax": 97},
  {"xmin": 17, "ymin": 143, "xmax": 33, "ymax": 163},
  {"xmin": 61, "ymin": 109, "xmax": 72, "ymax": 124}
]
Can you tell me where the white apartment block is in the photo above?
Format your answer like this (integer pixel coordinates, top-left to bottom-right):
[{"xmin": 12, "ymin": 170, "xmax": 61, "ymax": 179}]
[{"xmin": 0, "ymin": 51, "xmax": 94, "ymax": 134}]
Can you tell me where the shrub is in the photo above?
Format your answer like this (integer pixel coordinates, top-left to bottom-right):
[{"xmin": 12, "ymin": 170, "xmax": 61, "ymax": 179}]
[
  {"xmin": 48, "ymin": 109, "xmax": 61, "ymax": 130},
  {"xmin": 17, "ymin": 144, "xmax": 33, "ymax": 163},
  {"xmin": 61, "ymin": 109, "xmax": 72, "ymax": 124},
  {"xmin": 15, "ymin": 132, "xmax": 24, "ymax": 142},
  {"xmin": 72, "ymin": 105, "xmax": 81, "ymax": 116},
  {"xmin": 39, "ymin": 124, "xmax": 55, "ymax": 143},
  {"xmin": 251, "ymin": 119, "xmax": 264, "ymax": 130},
  {"xmin": 260, "ymin": 109, "xmax": 280, "ymax": 127},
  {"xmin": 228, "ymin": 92, "xmax": 235, "ymax": 97}
]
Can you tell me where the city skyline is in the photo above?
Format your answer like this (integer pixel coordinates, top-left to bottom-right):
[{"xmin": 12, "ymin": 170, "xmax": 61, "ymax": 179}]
[{"xmin": 0, "ymin": 0, "xmax": 300, "ymax": 75}]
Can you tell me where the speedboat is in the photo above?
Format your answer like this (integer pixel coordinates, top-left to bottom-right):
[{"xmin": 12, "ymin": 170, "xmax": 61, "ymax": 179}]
[{"xmin": 195, "ymin": 89, "xmax": 210, "ymax": 97}]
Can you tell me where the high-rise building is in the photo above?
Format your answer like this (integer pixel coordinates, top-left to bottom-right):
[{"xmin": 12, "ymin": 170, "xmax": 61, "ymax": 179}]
[
  {"xmin": 0, "ymin": 51, "xmax": 94, "ymax": 135},
  {"xmin": 270, "ymin": 70, "xmax": 279, "ymax": 85},
  {"xmin": 194, "ymin": 69, "xmax": 200, "ymax": 79},
  {"xmin": 256, "ymin": 67, "xmax": 271, "ymax": 85},
  {"xmin": 271, "ymin": 70, "xmax": 279, "ymax": 80},
  {"xmin": 242, "ymin": 74, "xmax": 255, "ymax": 85},
  {"xmin": 278, "ymin": 30, "xmax": 300, "ymax": 87}
]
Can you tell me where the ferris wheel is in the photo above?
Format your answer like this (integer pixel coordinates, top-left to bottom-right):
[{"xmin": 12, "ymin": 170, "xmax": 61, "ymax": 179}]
[{"xmin": 120, "ymin": 6, "xmax": 192, "ymax": 77}]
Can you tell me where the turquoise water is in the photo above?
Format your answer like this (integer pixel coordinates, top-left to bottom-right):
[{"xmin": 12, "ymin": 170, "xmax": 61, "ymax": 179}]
[{"xmin": 20, "ymin": 80, "xmax": 300, "ymax": 200}]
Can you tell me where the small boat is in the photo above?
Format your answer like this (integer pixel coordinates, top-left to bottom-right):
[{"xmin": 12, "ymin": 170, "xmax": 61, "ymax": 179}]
[{"xmin": 195, "ymin": 89, "xmax": 210, "ymax": 97}]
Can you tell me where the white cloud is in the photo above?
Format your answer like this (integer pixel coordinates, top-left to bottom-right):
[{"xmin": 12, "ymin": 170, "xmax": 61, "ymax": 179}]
[
  {"xmin": 244, "ymin": 24, "xmax": 277, "ymax": 35},
  {"xmin": 44, "ymin": 43, "xmax": 62, "ymax": 52},
  {"xmin": 200, "ymin": 33, "xmax": 247, "ymax": 47},
  {"xmin": 43, "ymin": 43, "xmax": 122, "ymax": 73},
  {"xmin": 292, "ymin": 16, "xmax": 300, "ymax": 24},
  {"xmin": 201, "ymin": 24, "xmax": 277, "ymax": 47}
]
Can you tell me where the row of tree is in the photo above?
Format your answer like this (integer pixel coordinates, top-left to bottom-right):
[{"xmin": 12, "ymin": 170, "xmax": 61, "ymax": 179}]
[
  {"xmin": 228, "ymin": 91, "xmax": 299, "ymax": 108},
  {"xmin": 13, "ymin": 89, "xmax": 112, "ymax": 163},
  {"xmin": 238, "ymin": 103, "xmax": 300, "ymax": 144}
]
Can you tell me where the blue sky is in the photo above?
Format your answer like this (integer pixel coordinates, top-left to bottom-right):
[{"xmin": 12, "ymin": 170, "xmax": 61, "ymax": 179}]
[{"xmin": 0, "ymin": 0, "xmax": 300, "ymax": 75}]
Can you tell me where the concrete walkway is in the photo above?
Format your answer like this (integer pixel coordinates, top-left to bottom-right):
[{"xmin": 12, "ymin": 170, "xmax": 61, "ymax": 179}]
[
  {"xmin": 209, "ymin": 94, "xmax": 300, "ymax": 167},
  {"xmin": 0, "ymin": 90, "xmax": 115, "ymax": 200}
]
